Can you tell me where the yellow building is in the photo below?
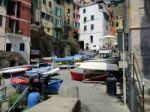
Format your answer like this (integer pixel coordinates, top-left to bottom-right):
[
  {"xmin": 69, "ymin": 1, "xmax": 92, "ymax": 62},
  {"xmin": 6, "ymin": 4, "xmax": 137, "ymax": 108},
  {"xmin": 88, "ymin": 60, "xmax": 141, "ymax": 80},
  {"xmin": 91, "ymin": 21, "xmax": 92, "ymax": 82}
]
[
  {"xmin": 64, "ymin": 0, "xmax": 74, "ymax": 39},
  {"xmin": 40, "ymin": 0, "xmax": 53, "ymax": 36}
]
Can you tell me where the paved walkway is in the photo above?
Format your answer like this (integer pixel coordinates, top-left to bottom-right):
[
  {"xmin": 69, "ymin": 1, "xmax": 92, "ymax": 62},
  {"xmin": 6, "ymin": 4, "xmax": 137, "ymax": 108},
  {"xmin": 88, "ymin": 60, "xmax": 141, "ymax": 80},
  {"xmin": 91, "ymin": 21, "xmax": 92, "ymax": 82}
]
[{"xmin": 56, "ymin": 70, "xmax": 130, "ymax": 112}]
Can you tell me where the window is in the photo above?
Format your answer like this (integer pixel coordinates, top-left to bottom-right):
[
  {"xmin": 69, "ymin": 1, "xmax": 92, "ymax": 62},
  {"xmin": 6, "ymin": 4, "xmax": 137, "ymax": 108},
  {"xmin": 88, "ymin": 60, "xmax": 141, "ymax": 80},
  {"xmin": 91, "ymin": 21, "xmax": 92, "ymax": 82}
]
[
  {"xmin": 103, "ymin": 12, "xmax": 109, "ymax": 21},
  {"xmin": 116, "ymin": 22, "xmax": 118, "ymax": 27},
  {"xmin": 55, "ymin": 19, "xmax": 62, "ymax": 27},
  {"xmin": 20, "ymin": 43, "xmax": 25, "ymax": 51},
  {"xmin": 55, "ymin": 7, "xmax": 62, "ymax": 16},
  {"xmin": 91, "ymin": 15, "xmax": 94, "ymax": 20},
  {"xmin": 73, "ymin": 4, "xmax": 75, "ymax": 10},
  {"xmin": 41, "ymin": 12, "xmax": 45, "ymax": 19},
  {"xmin": 83, "ymin": 9, "xmax": 86, "ymax": 13},
  {"xmin": 0, "ymin": 0, "xmax": 6, "ymax": 6},
  {"xmin": 99, "ymin": 4, "xmax": 103, "ymax": 9},
  {"xmin": 90, "ymin": 35, "xmax": 93, "ymax": 43},
  {"xmin": 49, "ymin": 1, "xmax": 52, "ymax": 7},
  {"xmin": 56, "ymin": 32, "xmax": 59, "ymax": 38},
  {"xmin": 73, "ymin": 13, "xmax": 75, "ymax": 18},
  {"xmin": 91, "ymin": 24, "xmax": 94, "ymax": 30},
  {"xmin": 76, "ymin": 14, "xmax": 78, "ymax": 18},
  {"xmin": 84, "ymin": 26, "xmax": 87, "ymax": 31},
  {"xmin": 43, "ymin": 0, "xmax": 46, "ymax": 4},
  {"xmin": 47, "ymin": 28, "xmax": 50, "ymax": 32},
  {"xmin": 6, "ymin": 43, "xmax": 11, "ymax": 51},
  {"xmin": 84, "ymin": 17, "xmax": 86, "ymax": 22},
  {"xmin": 45, "ymin": 14, "xmax": 50, "ymax": 21},
  {"xmin": 68, "ymin": 8, "xmax": 70, "ymax": 14},
  {"xmin": 106, "ymin": 25, "xmax": 108, "ymax": 31},
  {"xmin": 0, "ymin": 15, "xmax": 2, "ymax": 26},
  {"xmin": 67, "ymin": 19, "xmax": 70, "ymax": 25}
]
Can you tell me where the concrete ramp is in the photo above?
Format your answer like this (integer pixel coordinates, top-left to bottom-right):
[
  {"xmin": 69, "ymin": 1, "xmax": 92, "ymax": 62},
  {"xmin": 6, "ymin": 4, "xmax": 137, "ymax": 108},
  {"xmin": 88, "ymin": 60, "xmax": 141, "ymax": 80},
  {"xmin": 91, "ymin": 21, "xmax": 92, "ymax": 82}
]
[
  {"xmin": 25, "ymin": 96, "xmax": 80, "ymax": 112},
  {"xmin": 59, "ymin": 85, "xmax": 79, "ymax": 98}
]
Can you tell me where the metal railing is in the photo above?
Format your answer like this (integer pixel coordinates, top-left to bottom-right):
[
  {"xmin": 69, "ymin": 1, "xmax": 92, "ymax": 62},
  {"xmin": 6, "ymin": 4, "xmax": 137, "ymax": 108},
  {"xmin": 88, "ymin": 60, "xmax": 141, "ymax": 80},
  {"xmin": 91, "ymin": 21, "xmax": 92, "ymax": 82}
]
[
  {"xmin": 0, "ymin": 84, "xmax": 16, "ymax": 102},
  {"xmin": 8, "ymin": 87, "xmax": 29, "ymax": 112},
  {"xmin": 132, "ymin": 53, "xmax": 145, "ymax": 112}
]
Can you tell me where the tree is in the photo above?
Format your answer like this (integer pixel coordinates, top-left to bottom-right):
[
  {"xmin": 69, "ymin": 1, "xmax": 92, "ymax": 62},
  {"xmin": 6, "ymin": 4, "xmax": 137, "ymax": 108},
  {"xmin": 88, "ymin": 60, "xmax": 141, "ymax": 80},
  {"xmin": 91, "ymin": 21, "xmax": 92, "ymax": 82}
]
[{"xmin": 31, "ymin": 28, "xmax": 52, "ymax": 57}]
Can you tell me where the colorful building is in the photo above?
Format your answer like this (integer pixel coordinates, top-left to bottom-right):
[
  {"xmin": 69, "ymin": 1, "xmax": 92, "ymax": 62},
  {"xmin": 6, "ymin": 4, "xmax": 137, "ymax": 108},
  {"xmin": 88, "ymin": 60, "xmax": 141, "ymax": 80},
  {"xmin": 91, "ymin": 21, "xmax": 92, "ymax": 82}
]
[
  {"xmin": 53, "ymin": 0, "xmax": 64, "ymax": 38},
  {"xmin": 73, "ymin": 1, "xmax": 80, "ymax": 41},
  {"xmin": 40, "ymin": 0, "xmax": 53, "ymax": 36},
  {"xmin": 4, "ymin": 0, "xmax": 31, "ymax": 63},
  {"xmin": 0, "ymin": 0, "xmax": 7, "ymax": 51},
  {"xmin": 64, "ymin": 0, "xmax": 74, "ymax": 40},
  {"xmin": 79, "ymin": 3, "xmax": 111, "ymax": 51}
]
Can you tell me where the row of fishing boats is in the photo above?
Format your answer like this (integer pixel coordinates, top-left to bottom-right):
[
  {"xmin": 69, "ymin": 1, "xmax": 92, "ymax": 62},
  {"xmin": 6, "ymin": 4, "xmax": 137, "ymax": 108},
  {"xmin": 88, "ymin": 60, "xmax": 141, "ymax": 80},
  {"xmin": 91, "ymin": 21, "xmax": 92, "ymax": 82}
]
[
  {"xmin": 0, "ymin": 62, "xmax": 62, "ymax": 94},
  {"xmin": 0, "ymin": 56, "xmax": 120, "ymax": 95}
]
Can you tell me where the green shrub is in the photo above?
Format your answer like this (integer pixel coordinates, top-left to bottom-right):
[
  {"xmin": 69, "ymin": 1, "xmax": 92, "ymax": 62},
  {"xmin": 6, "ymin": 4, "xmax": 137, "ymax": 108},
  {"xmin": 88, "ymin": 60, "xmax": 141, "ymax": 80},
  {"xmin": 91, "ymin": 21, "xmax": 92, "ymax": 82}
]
[{"xmin": 8, "ymin": 93, "xmax": 20, "ymax": 107}]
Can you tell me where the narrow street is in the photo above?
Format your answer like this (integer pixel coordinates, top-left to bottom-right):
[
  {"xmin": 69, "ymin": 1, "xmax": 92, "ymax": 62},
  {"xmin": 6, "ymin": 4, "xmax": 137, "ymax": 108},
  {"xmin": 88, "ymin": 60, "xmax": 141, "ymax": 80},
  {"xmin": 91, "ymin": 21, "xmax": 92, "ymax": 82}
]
[{"xmin": 56, "ymin": 69, "xmax": 130, "ymax": 112}]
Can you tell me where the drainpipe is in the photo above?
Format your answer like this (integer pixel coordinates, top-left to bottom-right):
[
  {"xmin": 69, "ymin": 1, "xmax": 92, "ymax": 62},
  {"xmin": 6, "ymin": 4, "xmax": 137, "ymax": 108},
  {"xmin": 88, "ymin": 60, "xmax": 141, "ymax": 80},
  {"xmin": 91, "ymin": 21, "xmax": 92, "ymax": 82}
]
[
  {"xmin": 38, "ymin": 0, "xmax": 41, "ymax": 24},
  {"xmin": 13, "ymin": 2, "xmax": 18, "ymax": 33}
]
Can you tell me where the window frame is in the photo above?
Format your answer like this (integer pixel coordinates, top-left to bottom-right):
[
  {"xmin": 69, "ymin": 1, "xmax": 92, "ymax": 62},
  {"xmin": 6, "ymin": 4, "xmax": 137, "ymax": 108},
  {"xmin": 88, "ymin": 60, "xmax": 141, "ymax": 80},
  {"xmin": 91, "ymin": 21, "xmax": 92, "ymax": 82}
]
[
  {"xmin": 83, "ymin": 9, "xmax": 86, "ymax": 13},
  {"xmin": 84, "ymin": 17, "xmax": 86, "ymax": 22},
  {"xmin": 91, "ymin": 15, "xmax": 94, "ymax": 20},
  {"xmin": 0, "ymin": 15, "xmax": 2, "ymax": 27},
  {"xmin": 49, "ymin": 1, "xmax": 52, "ymax": 7},
  {"xmin": 20, "ymin": 43, "xmax": 25, "ymax": 51},
  {"xmin": 43, "ymin": 0, "xmax": 46, "ymax": 5},
  {"xmin": 84, "ymin": 26, "xmax": 87, "ymax": 31},
  {"xmin": 91, "ymin": 24, "xmax": 94, "ymax": 30},
  {"xmin": 90, "ymin": 35, "xmax": 93, "ymax": 43}
]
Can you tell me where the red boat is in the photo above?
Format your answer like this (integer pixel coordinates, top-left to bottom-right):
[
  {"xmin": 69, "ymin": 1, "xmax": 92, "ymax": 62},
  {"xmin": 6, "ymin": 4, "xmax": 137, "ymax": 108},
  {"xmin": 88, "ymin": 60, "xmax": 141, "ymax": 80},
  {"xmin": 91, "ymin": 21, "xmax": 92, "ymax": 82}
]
[
  {"xmin": 70, "ymin": 62, "xmax": 119, "ymax": 81},
  {"xmin": 70, "ymin": 69, "xmax": 107, "ymax": 81}
]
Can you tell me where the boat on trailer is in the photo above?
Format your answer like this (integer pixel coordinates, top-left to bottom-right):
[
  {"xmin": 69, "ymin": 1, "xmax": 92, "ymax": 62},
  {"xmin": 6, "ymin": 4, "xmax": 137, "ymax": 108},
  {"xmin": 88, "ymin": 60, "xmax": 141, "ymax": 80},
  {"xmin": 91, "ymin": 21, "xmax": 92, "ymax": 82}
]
[{"xmin": 70, "ymin": 61, "xmax": 119, "ymax": 81}]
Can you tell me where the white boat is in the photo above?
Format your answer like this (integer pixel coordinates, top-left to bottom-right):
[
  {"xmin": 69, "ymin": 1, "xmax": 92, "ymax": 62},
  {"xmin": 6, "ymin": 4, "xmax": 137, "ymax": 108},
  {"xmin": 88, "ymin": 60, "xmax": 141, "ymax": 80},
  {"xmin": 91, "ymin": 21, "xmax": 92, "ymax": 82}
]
[{"xmin": 70, "ymin": 61, "xmax": 120, "ymax": 81}]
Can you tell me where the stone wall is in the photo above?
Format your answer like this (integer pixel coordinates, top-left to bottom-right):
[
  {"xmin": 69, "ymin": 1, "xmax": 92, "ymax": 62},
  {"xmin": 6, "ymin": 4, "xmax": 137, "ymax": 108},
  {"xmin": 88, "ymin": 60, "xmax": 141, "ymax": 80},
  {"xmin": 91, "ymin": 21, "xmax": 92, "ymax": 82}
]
[{"xmin": 0, "ymin": 51, "xmax": 28, "ymax": 68}]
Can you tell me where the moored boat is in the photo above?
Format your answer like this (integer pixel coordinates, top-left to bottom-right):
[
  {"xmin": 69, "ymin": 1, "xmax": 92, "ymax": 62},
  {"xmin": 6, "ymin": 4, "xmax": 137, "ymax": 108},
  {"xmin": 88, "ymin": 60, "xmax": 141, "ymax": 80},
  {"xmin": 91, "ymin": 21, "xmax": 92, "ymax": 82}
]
[
  {"xmin": 10, "ymin": 76, "xmax": 63, "ymax": 94},
  {"xmin": 70, "ymin": 69, "xmax": 107, "ymax": 81},
  {"xmin": 70, "ymin": 62, "xmax": 119, "ymax": 81}
]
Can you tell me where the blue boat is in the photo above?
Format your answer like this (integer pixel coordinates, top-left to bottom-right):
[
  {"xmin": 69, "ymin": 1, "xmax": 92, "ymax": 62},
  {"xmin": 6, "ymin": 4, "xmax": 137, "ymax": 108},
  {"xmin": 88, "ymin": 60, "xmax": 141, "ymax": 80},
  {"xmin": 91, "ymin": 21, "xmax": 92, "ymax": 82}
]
[
  {"xmin": 11, "ymin": 76, "xmax": 63, "ymax": 94},
  {"xmin": 46, "ymin": 79, "xmax": 63, "ymax": 94},
  {"xmin": 51, "ymin": 57, "xmax": 74, "ymax": 62},
  {"xmin": 25, "ymin": 66, "xmax": 52, "ymax": 75}
]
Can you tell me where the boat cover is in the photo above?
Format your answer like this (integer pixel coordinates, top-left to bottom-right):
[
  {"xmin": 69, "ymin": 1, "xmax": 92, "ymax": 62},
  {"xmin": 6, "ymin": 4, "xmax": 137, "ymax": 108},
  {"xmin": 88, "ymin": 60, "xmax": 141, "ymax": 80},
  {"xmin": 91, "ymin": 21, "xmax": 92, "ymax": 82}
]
[{"xmin": 78, "ymin": 62, "xmax": 119, "ymax": 71}]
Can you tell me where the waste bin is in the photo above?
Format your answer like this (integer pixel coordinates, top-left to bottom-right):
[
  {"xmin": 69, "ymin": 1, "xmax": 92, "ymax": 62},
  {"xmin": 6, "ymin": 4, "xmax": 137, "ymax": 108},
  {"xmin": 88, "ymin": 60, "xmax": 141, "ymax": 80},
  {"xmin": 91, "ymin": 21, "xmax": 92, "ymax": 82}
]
[{"xmin": 106, "ymin": 77, "xmax": 117, "ymax": 96}]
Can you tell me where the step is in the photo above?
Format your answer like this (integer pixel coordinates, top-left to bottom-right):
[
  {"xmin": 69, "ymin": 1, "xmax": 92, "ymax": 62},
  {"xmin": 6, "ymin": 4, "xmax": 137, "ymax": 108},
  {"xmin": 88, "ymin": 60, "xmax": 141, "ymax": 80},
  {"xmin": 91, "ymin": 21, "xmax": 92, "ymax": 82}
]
[
  {"xmin": 25, "ymin": 96, "xmax": 81, "ymax": 112},
  {"xmin": 144, "ymin": 94, "xmax": 150, "ymax": 103},
  {"xmin": 144, "ymin": 94, "xmax": 150, "ymax": 112},
  {"xmin": 144, "ymin": 103, "xmax": 150, "ymax": 112}
]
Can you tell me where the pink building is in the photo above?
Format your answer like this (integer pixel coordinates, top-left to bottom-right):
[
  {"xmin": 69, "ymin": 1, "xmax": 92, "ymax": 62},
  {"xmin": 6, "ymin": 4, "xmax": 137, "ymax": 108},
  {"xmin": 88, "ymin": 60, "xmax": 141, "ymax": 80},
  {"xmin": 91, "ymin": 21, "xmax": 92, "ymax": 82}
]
[{"xmin": 73, "ymin": 1, "xmax": 81, "ymax": 40}]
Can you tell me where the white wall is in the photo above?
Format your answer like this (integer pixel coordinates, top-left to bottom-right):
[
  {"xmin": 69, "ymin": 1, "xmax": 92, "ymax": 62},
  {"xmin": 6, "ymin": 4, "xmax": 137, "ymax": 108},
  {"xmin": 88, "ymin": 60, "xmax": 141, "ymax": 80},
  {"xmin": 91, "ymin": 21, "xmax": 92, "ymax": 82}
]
[
  {"xmin": 0, "ymin": 6, "xmax": 6, "ymax": 50},
  {"xmin": 6, "ymin": 33, "xmax": 30, "ymax": 63},
  {"xmin": 79, "ymin": 4, "xmax": 111, "ymax": 50}
]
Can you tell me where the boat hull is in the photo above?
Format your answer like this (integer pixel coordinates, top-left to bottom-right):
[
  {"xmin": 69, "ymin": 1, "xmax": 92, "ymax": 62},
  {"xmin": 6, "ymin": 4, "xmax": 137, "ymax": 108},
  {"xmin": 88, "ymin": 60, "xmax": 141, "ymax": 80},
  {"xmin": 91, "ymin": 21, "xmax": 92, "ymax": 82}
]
[
  {"xmin": 70, "ymin": 70, "xmax": 107, "ymax": 81},
  {"xmin": 11, "ymin": 76, "xmax": 63, "ymax": 94}
]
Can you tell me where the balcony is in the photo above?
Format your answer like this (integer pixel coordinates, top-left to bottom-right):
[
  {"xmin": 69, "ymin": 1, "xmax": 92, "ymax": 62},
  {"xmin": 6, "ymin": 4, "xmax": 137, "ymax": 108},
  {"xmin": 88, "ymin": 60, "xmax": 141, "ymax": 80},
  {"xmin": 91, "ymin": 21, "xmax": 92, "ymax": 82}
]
[{"xmin": 64, "ymin": 21, "xmax": 72, "ymax": 31}]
